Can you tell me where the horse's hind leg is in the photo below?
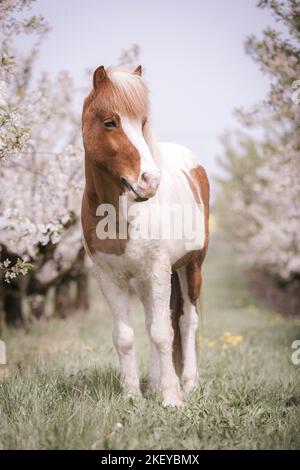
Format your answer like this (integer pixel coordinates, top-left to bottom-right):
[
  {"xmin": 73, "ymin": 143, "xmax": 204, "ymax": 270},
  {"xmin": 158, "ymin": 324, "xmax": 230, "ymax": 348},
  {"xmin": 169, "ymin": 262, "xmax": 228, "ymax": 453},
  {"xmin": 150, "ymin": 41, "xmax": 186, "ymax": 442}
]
[
  {"xmin": 177, "ymin": 261, "xmax": 202, "ymax": 393},
  {"xmin": 93, "ymin": 267, "xmax": 141, "ymax": 397}
]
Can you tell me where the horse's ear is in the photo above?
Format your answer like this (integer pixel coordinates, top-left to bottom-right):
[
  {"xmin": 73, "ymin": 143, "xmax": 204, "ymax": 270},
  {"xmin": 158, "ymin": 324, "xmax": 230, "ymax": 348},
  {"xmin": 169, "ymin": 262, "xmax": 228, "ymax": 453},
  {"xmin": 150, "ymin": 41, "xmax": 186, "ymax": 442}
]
[
  {"xmin": 133, "ymin": 65, "xmax": 142, "ymax": 76},
  {"xmin": 93, "ymin": 65, "xmax": 106, "ymax": 90}
]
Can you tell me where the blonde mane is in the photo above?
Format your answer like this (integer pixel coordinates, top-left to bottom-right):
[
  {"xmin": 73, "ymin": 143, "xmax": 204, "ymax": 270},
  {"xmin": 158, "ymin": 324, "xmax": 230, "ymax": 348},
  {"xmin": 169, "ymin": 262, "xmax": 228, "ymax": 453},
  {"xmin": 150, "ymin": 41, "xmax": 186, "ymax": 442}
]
[{"xmin": 95, "ymin": 66, "xmax": 150, "ymax": 118}]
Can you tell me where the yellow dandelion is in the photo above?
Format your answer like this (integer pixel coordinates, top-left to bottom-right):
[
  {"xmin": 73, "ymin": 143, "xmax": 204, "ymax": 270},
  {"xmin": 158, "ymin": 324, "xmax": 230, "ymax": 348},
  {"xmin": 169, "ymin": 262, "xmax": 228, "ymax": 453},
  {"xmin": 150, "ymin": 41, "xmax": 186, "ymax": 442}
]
[
  {"xmin": 220, "ymin": 332, "xmax": 243, "ymax": 346},
  {"xmin": 85, "ymin": 345, "xmax": 93, "ymax": 352},
  {"xmin": 207, "ymin": 340, "xmax": 216, "ymax": 348},
  {"xmin": 228, "ymin": 335, "xmax": 243, "ymax": 346},
  {"xmin": 248, "ymin": 304, "xmax": 257, "ymax": 312}
]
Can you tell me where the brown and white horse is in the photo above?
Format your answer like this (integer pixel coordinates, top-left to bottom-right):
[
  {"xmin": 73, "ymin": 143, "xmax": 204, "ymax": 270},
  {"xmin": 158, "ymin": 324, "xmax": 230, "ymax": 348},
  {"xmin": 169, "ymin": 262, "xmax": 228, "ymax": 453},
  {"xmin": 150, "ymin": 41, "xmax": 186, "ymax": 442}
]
[{"xmin": 81, "ymin": 65, "xmax": 209, "ymax": 407}]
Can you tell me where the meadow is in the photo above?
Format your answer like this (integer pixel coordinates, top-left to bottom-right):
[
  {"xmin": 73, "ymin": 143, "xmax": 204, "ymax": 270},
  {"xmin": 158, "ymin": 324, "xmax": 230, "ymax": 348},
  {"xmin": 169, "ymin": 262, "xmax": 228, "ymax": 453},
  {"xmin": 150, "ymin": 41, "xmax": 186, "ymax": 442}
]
[{"xmin": 0, "ymin": 236, "xmax": 299, "ymax": 450}]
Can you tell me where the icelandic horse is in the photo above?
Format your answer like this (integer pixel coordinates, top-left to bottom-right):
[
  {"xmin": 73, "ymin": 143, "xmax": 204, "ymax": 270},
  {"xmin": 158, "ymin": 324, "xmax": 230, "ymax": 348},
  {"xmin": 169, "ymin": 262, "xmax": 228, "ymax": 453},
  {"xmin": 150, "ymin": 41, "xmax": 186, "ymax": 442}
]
[{"xmin": 81, "ymin": 65, "xmax": 209, "ymax": 407}]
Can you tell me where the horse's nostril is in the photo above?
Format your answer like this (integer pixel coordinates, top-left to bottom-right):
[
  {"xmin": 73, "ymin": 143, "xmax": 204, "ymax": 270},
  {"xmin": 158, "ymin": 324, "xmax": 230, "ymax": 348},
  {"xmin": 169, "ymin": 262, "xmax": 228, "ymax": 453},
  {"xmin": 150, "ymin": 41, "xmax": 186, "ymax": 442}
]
[
  {"xmin": 139, "ymin": 171, "xmax": 160, "ymax": 194},
  {"xmin": 120, "ymin": 176, "xmax": 133, "ymax": 191},
  {"xmin": 141, "ymin": 172, "xmax": 150, "ymax": 185}
]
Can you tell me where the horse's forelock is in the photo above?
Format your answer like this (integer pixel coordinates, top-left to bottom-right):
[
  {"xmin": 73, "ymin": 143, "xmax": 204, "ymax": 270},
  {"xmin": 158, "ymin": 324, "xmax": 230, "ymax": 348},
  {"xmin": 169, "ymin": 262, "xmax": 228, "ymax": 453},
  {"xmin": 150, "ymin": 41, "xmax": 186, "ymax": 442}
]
[{"xmin": 93, "ymin": 66, "xmax": 149, "ymax": 118}]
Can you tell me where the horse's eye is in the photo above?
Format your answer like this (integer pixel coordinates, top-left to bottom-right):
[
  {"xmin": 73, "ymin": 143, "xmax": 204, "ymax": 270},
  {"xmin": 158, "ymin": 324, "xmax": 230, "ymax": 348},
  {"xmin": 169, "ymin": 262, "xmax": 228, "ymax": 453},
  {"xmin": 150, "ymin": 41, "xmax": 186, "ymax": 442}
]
[{"xmin": 104, "ymin": 120, "xmax": 116, "ymax": 129}]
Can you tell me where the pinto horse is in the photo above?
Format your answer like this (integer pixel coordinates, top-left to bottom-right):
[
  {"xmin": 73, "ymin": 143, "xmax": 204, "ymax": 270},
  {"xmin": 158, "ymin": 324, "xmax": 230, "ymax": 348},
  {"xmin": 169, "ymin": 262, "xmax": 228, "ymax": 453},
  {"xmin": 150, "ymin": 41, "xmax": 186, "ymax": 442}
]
[{"xmin": 81, "ymin": 65, "xmax": 209, "ymax": 407}]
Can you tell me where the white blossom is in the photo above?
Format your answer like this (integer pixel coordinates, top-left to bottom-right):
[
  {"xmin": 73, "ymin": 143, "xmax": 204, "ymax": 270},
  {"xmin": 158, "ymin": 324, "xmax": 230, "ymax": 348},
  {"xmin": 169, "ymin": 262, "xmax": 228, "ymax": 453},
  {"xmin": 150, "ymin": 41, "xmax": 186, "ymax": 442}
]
[{"xmin": 218, "ymin": 1, "xmax": 300, "ymax": 282}]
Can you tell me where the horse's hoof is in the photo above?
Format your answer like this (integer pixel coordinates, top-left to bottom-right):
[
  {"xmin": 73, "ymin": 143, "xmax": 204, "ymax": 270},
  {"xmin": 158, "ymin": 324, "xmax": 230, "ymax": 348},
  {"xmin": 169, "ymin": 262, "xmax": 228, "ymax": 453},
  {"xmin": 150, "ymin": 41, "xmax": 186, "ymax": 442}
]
[
  {"xmin": 162, "ymin": 391, "xmax": 183, "ymax": 408},
  {"xmin": 162, "ymin": 397, "xmax": 183, "ymax": 408}
]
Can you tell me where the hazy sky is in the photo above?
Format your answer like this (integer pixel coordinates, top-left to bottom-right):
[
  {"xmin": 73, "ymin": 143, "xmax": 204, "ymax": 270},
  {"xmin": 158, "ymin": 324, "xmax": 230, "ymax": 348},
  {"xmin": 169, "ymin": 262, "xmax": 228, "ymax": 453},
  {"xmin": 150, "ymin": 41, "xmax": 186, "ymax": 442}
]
[{"xmin": 28, "ymin": 0, "xmax": 276, "ymax": 179}]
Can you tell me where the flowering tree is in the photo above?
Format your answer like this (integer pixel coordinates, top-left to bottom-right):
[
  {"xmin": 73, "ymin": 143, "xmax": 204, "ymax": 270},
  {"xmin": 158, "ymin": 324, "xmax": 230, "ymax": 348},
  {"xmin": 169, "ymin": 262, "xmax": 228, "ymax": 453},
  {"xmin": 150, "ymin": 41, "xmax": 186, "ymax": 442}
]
[
  {"xmin": 0, "ymin": 1, "xmax": 86, "ymax": 326},
  {"xmin": 0, "ymin": 0, "xmax": 49, "ymax": 162},
  {"xmin": 217, "ymin": 0, "xmax": 300, "ymax": 290}
]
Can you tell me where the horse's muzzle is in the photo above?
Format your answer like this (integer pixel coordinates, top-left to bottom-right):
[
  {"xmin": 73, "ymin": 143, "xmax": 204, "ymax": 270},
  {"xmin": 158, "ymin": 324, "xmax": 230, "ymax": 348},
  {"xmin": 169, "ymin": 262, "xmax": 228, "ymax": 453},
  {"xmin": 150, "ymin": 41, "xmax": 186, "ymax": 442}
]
[
  {"xmin": 120, "ymin": 172, "xmax": 160, "ymax": 202},
  {"xmin": 137, "ymin": 171, "xmax": 160, "ymax": 199}
]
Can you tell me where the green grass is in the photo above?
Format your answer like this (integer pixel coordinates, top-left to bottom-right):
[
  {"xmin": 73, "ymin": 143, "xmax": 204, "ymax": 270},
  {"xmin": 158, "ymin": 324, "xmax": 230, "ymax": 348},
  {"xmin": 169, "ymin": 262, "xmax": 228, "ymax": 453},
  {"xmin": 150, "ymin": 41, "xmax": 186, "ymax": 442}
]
[{"xmin": 0, "ymin": 237, "xmax": 300, "ymax": 449}]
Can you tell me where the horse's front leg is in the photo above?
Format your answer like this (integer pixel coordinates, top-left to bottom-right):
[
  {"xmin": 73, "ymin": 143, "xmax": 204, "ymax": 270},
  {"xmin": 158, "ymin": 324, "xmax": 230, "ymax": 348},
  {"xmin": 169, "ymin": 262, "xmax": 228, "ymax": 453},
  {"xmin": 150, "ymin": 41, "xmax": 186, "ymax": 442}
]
[
  {"xmin": 144, "ymin": 259, "xmax": 183, "ymax": 407},
  {"xmin": 94, "ymin": 267, "xmax": 141, "ymax": 396},
  {"xmin": 131, "ymin": 279, "xmax": 161, "ymax": 393}
]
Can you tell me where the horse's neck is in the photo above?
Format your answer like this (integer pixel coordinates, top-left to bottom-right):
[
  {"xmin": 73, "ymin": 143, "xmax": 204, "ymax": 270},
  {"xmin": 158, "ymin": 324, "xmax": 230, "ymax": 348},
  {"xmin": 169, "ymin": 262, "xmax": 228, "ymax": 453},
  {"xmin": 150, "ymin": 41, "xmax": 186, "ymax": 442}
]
[
  {"xmin": 84, "ymin": 161, "xmax": 122, "ymax": 215},
  {"xmin": 83, "ymin": 161, "xmax": 127, "ymax": 256}
]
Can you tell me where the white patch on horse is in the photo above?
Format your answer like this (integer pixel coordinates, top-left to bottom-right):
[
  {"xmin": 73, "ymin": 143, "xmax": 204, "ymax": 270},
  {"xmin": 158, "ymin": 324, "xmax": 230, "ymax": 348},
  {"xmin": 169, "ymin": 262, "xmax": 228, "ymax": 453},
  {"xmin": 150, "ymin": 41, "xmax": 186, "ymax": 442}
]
[{"xmin": 120, "ymin": 115, "xmax": 160, "ymax": 184}]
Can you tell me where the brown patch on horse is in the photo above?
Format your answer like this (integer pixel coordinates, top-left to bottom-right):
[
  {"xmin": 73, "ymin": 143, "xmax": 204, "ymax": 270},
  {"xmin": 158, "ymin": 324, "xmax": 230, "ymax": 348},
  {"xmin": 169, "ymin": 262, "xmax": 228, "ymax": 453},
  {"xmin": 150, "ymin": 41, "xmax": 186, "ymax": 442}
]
[
  {"xmin": 172, "ymin": 250, "xmax": 197, "ymax": 272},
  {"xmin": 186, "ymin": 260, "xmax": 203, "ymax": 305},
  {"xmin": 81, "ymin": 186, "xmax": 128, "ymax": 256},
  {"xmin": 172, "ymin": 165, "xmax": 210, "ymax": 304},
  {"xmin": 82, "ymin": 135, "xmax": 136, "ymax": 256},
  {"xmin": 182, "ymin": 165, "xmax": 209, "ymax": 251}
]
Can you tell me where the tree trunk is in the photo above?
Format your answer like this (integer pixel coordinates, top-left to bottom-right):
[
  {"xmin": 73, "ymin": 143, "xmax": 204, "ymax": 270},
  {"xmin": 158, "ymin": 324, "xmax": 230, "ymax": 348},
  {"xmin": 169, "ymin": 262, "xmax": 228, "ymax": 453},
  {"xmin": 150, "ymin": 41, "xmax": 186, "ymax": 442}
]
[
  {"xmin": 28, "ymin": 293, "xmax": 46, "ymax": 320},
  {"xmin": 54, "ymin": 282, "xmax": 73, "ymax": 318},
  {"xmin": 74, "ymin": 272, "xmax": 89, "ymax": 312},
  {"xmin": 4, "ymin": 289, "xmax": 23, "ymax": 327},
  {"xmin": 0, "ymin": 288, "xmax": 5, "ymax": 332}
]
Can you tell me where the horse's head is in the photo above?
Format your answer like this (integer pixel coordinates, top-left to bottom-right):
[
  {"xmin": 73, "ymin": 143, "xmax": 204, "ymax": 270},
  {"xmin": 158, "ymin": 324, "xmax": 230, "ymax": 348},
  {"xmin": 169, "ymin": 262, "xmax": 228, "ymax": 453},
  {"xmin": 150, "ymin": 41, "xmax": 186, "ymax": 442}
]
[{"xmin": 82, "ymin": 65, "xmax": 160, "ymax": 202}]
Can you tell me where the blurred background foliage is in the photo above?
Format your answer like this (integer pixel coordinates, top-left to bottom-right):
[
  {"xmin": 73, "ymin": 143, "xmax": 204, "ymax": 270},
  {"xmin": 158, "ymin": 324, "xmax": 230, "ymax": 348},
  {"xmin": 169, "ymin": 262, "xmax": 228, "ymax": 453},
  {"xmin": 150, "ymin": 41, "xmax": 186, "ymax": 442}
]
[{"xmin": 216, "ymin": 0, "xmax": 300, "ymax": 315}]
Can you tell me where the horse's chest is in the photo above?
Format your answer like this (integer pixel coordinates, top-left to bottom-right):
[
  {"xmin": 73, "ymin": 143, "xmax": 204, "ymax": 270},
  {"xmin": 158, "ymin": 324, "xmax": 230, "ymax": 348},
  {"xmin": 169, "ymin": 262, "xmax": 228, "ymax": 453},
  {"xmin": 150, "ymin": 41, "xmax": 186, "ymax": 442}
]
[{"xmin": 93, "ymin": 239, "xmax": 159, "ymax": 282}]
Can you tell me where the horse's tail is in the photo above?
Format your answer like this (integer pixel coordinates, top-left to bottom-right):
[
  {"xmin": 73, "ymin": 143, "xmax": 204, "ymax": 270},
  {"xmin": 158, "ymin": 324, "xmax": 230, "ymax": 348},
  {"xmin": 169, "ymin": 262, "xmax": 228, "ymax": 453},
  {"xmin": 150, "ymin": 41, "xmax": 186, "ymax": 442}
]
[{"xmin": 170, "ymin": 271, "xmax": 183, "ymax": 376}]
